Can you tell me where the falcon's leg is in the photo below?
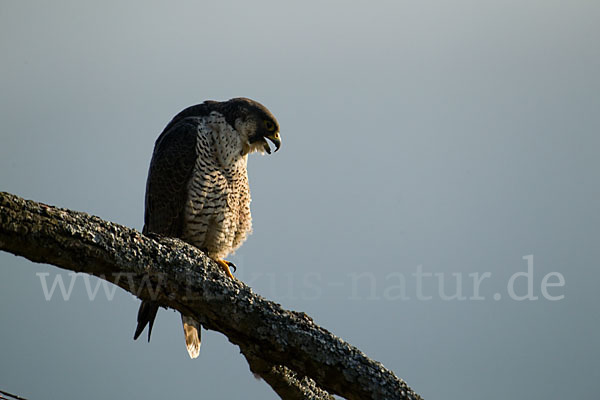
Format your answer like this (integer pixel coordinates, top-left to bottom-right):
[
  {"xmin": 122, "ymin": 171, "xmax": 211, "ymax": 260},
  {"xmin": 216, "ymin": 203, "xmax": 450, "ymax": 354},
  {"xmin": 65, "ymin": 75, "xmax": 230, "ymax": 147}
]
[{"xmin": 215, "ymin": 259, "xmax": 236, "ymax": 279}]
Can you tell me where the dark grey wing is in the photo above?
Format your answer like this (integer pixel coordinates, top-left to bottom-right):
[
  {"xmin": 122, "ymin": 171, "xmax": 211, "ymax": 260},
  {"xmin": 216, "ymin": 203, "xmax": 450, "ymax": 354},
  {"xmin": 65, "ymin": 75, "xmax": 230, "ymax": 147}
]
[
  {"xmin": 143, "ymin": 120, "xmax": 200, "ymax": 236},
  {"xmin": 134, "ymin": 120, "xmax": 199, "ymax": 343},
  {"xmin": 133, "ymin": 300, "xmax": 159, "ymax": 342}
]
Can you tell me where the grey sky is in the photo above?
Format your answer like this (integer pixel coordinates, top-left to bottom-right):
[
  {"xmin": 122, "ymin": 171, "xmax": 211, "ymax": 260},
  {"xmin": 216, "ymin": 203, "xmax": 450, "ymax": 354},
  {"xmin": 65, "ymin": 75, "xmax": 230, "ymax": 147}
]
[{"xmin": 1, "ymin": 1, "xmax": 599, "ymax": 399}]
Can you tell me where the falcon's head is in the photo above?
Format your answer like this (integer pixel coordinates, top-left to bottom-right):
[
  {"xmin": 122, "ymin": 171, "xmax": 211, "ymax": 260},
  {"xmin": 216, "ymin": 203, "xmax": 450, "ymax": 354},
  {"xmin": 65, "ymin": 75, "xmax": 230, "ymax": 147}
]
[{"xmin": 220, "ymin": 97, "xmax": 281, "ymax": 156}]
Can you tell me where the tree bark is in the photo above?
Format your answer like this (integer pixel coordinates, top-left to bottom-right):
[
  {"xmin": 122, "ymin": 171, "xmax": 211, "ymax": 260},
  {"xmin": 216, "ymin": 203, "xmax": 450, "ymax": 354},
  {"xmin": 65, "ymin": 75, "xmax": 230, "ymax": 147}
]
[{"xmin": 0, "ymin": 191, "xmax": 422, "ymax": 400}]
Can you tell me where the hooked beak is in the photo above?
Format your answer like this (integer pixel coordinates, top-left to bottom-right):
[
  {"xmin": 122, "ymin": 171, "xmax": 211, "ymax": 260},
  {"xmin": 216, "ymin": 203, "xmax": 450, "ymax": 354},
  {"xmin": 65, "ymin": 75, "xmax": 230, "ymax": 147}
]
[{"xmin": 262, "ymin": 131, "xmax": 281, "ymax": 154}]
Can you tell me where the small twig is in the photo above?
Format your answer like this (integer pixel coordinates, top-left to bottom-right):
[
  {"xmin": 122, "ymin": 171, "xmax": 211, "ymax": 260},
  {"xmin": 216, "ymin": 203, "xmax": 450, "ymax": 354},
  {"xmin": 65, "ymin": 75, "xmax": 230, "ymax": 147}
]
[{"xmin": 0, "ymin": 390, "xmax": 28, "ymax": 400}]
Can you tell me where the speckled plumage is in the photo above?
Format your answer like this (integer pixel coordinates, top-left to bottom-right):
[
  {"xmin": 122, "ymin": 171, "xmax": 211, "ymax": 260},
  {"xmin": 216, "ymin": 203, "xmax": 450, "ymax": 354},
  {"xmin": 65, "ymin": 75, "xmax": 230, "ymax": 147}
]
[{"xmin": 133, "ymin": 98, "xmax": 280, "ymax": 358}]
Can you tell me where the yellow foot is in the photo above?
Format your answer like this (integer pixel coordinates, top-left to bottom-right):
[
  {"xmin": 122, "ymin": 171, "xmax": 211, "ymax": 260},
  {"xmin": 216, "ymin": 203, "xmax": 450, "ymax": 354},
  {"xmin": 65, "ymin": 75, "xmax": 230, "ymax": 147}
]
[{"xmin": 215, "ymin": 259, "xmax": 236, "ymax": 279}]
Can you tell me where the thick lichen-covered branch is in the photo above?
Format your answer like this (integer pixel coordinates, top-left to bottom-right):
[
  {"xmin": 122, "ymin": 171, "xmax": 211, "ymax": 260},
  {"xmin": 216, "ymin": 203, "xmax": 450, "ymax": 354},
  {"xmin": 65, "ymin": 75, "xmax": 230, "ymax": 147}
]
[{"xmin": 0, "ymin": 192, "xmax": 422, "ymax": 400}]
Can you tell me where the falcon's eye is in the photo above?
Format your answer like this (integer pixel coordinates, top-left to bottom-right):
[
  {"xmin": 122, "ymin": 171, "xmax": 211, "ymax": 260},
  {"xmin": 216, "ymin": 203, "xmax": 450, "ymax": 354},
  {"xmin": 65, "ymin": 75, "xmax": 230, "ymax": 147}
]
[{"xmin": 264, "ymin": 120, "xmax": 276, "ymax": 131}]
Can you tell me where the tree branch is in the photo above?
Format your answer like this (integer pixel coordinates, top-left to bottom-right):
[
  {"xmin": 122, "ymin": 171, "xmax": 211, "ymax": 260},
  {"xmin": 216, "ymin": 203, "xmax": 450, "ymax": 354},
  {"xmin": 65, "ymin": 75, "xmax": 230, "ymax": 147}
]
[
  {"xmin": 0, "ymin": 389, "xmax": 28, "ymax": 400},
  {"xmin": 0, "ymin": 191, "xmax": 422, "ymax": 400}
]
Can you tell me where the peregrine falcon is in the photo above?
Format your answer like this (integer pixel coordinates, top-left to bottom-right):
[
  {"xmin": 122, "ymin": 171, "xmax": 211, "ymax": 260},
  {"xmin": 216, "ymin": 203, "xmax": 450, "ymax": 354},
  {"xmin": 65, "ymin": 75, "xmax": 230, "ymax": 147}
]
[{"xmin": 133, "ymin": 98, "xmax": 281, "ymax": 358}]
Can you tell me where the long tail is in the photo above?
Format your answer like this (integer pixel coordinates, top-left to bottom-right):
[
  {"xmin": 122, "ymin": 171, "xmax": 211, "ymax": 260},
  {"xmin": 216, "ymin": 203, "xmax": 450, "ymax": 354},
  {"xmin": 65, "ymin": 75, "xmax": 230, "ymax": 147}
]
[
  {"xmin": 181, "ymin": 315, "xmax": 201, "ymax": 359},
  {"xmin": 133, "ymin": 300, "xmax": 159, "ymax": 342}
]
